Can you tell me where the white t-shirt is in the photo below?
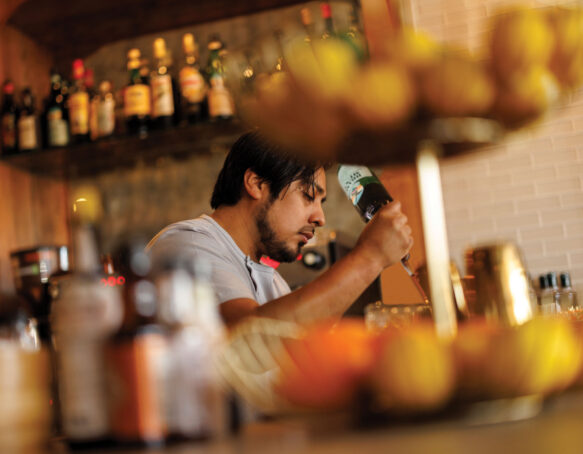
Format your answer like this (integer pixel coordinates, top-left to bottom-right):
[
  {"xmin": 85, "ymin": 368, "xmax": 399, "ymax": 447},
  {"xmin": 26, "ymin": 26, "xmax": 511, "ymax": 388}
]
[{"xmin": 146, "ymin": 215, "xmax": 291, "ymax": 305}]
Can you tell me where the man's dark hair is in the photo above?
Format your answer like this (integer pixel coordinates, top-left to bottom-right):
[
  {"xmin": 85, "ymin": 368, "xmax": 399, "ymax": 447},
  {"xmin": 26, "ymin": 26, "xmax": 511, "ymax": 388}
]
[{"xmin": 211, "ymin": 131, "xmax": 325, "ymax": 209}]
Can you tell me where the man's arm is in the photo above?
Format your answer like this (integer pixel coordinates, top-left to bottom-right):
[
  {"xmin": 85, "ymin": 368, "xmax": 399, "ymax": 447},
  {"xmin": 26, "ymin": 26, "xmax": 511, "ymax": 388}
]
[{"xmin": 220, "ymin": 201, "xmax": 413, "ymax": 326}]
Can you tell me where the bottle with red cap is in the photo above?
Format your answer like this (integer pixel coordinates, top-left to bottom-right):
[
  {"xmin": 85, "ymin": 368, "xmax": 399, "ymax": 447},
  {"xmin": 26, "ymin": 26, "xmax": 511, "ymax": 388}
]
[
  {"xmin": 320, "ymin": 2, "xmax": 335, "ymax": 40},
  {"xmin": 1, "ymin": 80, "xmax": 19, "ymax": 154},
  {"xmin": 69, "ymin": 59, "xmax": 90, "ymax": 143}
]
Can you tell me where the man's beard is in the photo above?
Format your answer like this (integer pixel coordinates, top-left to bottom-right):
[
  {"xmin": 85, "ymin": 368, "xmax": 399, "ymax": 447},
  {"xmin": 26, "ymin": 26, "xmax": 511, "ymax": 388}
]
[{"xmin": 256, "ymin": 202, "xmax": 301, "ymax": 263}]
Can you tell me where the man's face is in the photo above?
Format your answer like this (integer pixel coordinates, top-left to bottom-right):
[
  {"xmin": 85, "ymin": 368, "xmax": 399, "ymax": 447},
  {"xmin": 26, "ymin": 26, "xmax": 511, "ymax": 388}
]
[{"xmin": 256, "ymin": 168, "xmax": 327, "ymax": 262}]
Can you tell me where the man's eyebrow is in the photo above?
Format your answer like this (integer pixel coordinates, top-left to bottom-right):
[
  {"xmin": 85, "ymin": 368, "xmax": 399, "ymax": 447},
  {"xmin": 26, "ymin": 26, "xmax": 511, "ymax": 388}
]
[{"xmin": 315, "ymin": 183, "xmax": 325, "ymax": 195}]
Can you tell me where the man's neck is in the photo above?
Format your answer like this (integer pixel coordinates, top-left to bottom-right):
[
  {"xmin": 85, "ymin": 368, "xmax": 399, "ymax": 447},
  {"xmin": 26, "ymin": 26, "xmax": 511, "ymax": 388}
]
[{"xmin": 211, "ymin": 204, "xmax": 261, "ymax": 261}]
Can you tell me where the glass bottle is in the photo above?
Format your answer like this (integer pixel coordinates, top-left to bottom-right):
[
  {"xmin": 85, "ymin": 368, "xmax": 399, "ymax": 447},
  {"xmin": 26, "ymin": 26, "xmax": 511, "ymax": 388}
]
[
  {"xmin": 538, "ymin": 274, "xmax": 560, "ymax": 314},
  {"xmin": 51, "ymin": 192, "xmax": 123, "ymax": 448},
  {"xmin": 18, "ymin": 87, "xmax": 40, "ymax": 152},
  {"xmin": 124, "ymin": 48, "xmax": 151, "ymax": 137},
  {"xmin": 340, "ymin": 0, "xmax": 367, "ymax": 60},
  {"xmin": 96, "ymin": 80, "xmax": 116, "ymax": 139},
  {"xmin": 206, "ymin": 35, "xmax": 235, "ymax": 121},
  {"xmin": 85, "ymin": 68, "xmax": 100, "ymax": 141},
  {"xmin": 45, "ymin": 69, "xmax": 70, "ymax": 148},
  {"xmin": 559, "ymin": 272, "xmax": 578, "ymax": 311},
  {"xmin": 320, "ymin": 2, "xmax": 335, "ymax": 40},
  {"xmin": 300, "ymin": 7, "xmax": 315, "ymax": 43},
  {"xmin": 68, "ymin": 59, "xmax": 90, "ymax": 143},
  {"xmin": 106, "ymin": 239, "xmax": 168, "ymax": 448},
  {"xmin": 1, "ymin": 80, "xmax": 19, "ymax": 154},
  {"xmin": 179, "ymin": 33, "xmax": 208, "ymax": 124},
  {"xmin": 151, "ymin": 38, "xmax": 175, "ymax": 129}
]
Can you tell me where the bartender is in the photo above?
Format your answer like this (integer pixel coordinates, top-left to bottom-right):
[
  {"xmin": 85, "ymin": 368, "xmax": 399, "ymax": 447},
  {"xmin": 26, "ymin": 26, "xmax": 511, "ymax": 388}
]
[{"xmin": 147, "ymin": 130, "xmax": 413, "ymax": 326}]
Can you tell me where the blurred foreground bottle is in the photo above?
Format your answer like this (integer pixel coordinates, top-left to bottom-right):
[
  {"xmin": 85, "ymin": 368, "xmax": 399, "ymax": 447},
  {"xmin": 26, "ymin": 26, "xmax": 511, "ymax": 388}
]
[
  {"xmin": 1, "ymin": 80, "xmax": 19, "ymax": 154},
  {"xmin": 45, "ymin": 69, "xmax": 70, "ymax": 148},
  {"xmin": 68, "ymin": 59, "xmax": 90, "ymax": 143},
  {"xmin": 106, "ymin": 239, "xmax": 168, "ymax": 448},
  {"xmin": 559, "ymin": 272, "xmax": 578, "ymax": 311},
  {"xmin": 179, "ymin": 33, "xmax": 208, "ymax": 124},
  {"xmin": 320, "ymin": 2, "xmax": 335, "ymax": 40},
  {"xmin": 18, "ymin": 87, "xmax": 40, "ymax": 152},
  {"xmin": 51, "ymin": 186, "xmax": 123, "ymax": 448},
  {"xmin": 124, "ymin": 48, "xmax": 151, "ymax": 137},
  {"xmin": 206, "ymin": 36, "xmax": 235, "ymax": 121},
  {"xmin": 151, "ymin": 38, "xmax": 176, "ymax": 129},
  {"xmin": 155, "ymin": 255, "xmax": 227, "ymax": 441}
]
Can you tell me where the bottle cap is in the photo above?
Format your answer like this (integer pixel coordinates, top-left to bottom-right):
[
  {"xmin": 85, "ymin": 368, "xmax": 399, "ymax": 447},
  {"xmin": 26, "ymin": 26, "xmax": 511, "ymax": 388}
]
[
  {"xmin": 99, "ymin": 80, "xmax": 112, "ymax": 93},
  {"xmin": 3, "ymin": 80, "xmax": 14, "ymax": 94},
  {"xmin": 320, "ymin": 2, "xmax": 332, "ymax": 19},
  {"xmin": 182, "ymin": 33, "xmax": 196, "ymax": 54},
  {"xmin": 547, "ymin": 272, "xmax": 558, "ymax": 288},
  {"xmin": 300, "ymin": 7, "xmax": 313, "ymax": 26},
  {"xmin": 539, "ymin": 274, "xmax": 549, "ymax": 290},
  {"xmin": 153, "ymin": 37, "xmax": 167, "ymax": 59},
  {"xmin": 84, "ymin": 68, "xmax": 95, "ymax": 88},
  {"xmin": 560, "ymin": 272, "xmax": 572, "ymax": 288},
  {"xmin": 72, "ymin": 59, "xmax": 85, "ymax": 80},
  {"xmin": 208, "ymin": 35, "xmax": 222, "ymax": 51},
  {"xmin": 127, "ymin": 48, "xmax": 141, "ymax": 60}
]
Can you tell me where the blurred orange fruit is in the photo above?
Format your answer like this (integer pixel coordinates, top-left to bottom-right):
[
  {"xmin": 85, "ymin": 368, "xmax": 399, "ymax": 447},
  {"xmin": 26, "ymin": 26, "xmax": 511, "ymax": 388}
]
[
  {"xmin": 276, "ymin": 320, "xmax": 379, "ymax": 410},
  {"xmin": 490, "ymin": 7, "xmax": 554, "ymax": 80},
  {"xmin": 369, "ymin": 323, "xmax": 455, "ymax": 412}
]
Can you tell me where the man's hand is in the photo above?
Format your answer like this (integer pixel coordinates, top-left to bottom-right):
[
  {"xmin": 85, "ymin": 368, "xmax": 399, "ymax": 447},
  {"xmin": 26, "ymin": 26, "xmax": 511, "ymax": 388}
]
[{"xmin": 353, "ymin": 201, "xmax": 413, "ymax": 272}]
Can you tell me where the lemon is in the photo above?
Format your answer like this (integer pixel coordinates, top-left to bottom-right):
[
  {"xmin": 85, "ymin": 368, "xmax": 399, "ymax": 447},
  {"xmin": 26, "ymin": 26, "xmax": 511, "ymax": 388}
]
[
  {"xmin": 492, "ymin": 66, "xmax": 559, "ymax": 128},
  {"xmin": 347, "ymin": 62, "xmax": 416, "ymax": 128},
  {"xmin": 419, "ymin": 56, "xmax": 496, "ymax": 117},
  {"xmin": 547, "ymin": 6, "xmax": 583, "ymax": 90},
  {"xmin": 490, "ymin": 7, "xmax": 555, "ymax": 80},
  {"xmin": 386, "ymin": 26, "xmax": 441, "ymax": 72}
]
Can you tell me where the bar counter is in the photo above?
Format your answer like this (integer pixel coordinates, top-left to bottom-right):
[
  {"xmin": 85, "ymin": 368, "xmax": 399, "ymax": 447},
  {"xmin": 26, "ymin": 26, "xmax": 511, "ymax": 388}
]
[{"xmin": 52, "ymin": 390, "xmax": 583, "ymax": 454}]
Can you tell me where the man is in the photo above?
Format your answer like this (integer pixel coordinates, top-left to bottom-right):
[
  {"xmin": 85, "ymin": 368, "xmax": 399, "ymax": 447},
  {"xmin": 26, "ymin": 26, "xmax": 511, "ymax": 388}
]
[{"xmin": 147, "ymin": 131, "xmax": 413, "ymax": 327}]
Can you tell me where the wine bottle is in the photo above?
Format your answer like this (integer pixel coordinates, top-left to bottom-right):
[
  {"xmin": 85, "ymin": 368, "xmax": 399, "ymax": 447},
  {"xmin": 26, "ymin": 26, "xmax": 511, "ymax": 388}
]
[
  {"xmin": 68, "ymin": 59, "xmax": 90, "ymax": 143},
  {"xmin": 179, "ymin": 33, "xmax": 207, "ymax": 124},
  {"xmin": 45, "ymin": 69, "xmax": 70, "ymax": 148},
  {"xmin": 206, "ymin": 35, "xmax": 235, "ymax": 121},
  {"xmin": 18, "ymin": 87, "xmax": 40, "ymax": 152},
  {"xmin": 151, "ymin": 37, "xmax": 175, "ymax": 129},
  {"xmin": 124, "ymin": 48, "xmax": 151, "ymax": 137}
]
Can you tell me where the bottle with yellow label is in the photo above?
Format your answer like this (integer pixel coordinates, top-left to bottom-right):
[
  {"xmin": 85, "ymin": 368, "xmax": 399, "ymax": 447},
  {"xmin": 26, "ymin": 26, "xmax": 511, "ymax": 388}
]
[
  {"xmin": 124, "ymin": 49, "xmax": 151, "ymax": 137},
  {"xmin": 151, "ymin": 38, "xmax": 176, "ymax": 129},
  {"xmin": 69, "ymin": 59, "xmax": 90, "ymax": 143},
  {"xmin": 206, "ymin": 36, "xmax": 234, "ymax": 121},
  {"xmin": 179, "ymin": 33, "xmax": 207, "ymax": 124}
]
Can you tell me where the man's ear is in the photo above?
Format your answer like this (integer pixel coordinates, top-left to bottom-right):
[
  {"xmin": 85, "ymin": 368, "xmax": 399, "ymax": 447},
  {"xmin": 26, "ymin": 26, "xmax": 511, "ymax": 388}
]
[{"xmin": 243, "ymin": 169, "xmax": 268, "ymax": 201}]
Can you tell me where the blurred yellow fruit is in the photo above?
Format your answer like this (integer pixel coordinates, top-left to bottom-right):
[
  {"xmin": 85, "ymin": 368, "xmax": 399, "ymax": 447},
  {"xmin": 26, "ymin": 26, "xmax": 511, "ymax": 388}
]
[
  {"xmin": 490, "ymin": 7, "xmax": 554, "ymax": 80},
  {"xmin": 386, "ymin": 27, "xmax": 441, "ymax": 72},
  {"xmin": 276, "ymin": 320, "xmax": 379, "ymax": 409},
  {"xmin": 369, "ymin": 324, "xmax": 455, "ymax": 412},
  {"xmin": 419, "ymin": 57, "xmax": 496, "ymax": 117},
  {"xmin": 482, "ymin": 317, "xmax": 582, "ymax": 397},
  {"xmin": 285, "ymin": 38, "xmax": 358, "ymax": 101},
  {"xmin": 492, "ymin": 66, "xmax": 559, "ymax": 128},
  {"xmin": 348, "ymin": 62, "xmax": 416, "ymax": 128},
  {"xmin": 547, "ymin": 6, "xmax": 583, "ymax": 90}
]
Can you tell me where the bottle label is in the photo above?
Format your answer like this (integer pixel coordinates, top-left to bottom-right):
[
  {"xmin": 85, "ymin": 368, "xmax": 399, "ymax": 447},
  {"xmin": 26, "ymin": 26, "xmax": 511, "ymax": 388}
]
[
  {"xmin": 97, "ymin": 98, "xmax": 115, "ymax": 137},
  {"xmin": 124, "ymin": 84, "xmax": 151, "ymax": 117},
  {"xmin": 208, "ymin": 76, "xmax": 234, "ymax": 118},
  {"xmin": 18, "ymin": 115, "xmax": 37, "ymax": 150},
  {"xmin": 69, "ymin": 92, "xmax": 90, "ymax": 135},
  {"xmin": 151, "ymin": 74, "xmax": 174, "ymax": 117},
  {"xmin": 47, "ymin": 106, "xmax": 69, "ymax": 147},
  {"xmin": 179, "ymin": 68, "xmax": 206, "ymax": 103},
  {"xmin": 1, "ymin": 113, "xmax": 17, "ymax": 148},
  {"xmin": 337, "ymin": 165, "xmax": 375, "ymax": 205}
]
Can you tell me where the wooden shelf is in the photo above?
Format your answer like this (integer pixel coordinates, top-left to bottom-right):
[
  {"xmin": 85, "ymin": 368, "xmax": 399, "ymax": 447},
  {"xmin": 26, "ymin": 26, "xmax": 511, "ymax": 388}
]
[
  {"xmin": 0, "ymin": 120, "xmax": 246, "ymax": 179},
  {"xmin": 8, "ymin": 0, "xmax": 305, "ymax": 69}
]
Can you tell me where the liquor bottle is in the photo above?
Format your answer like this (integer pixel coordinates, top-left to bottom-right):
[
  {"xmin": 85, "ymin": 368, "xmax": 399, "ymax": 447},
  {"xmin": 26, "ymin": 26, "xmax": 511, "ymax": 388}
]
[
  {"xmin": 178, "ymin": 33, "xmax": 208, "ymax": 124},
  {"xmin": 18, "ymin": 87, "xmax": 40, "ymax": 152},
  {"xmin": 51, "ymin": 187, "xmax": 123, "ymax": 448},
  {"xmin": 538, "ymin": 274, "xmax": 560, "ymax": 314},
  {"xmin": 85, "ymin": 68, "xmax": 100, "ymax": 141},
  {"xmin": 124, "ymin": 48, "xmax": 151, "ymax": 137},
  {"xmin": 206, "ymin": 36, "xmax": 235, "ymax": 121},
  {"xmin": 154, "ymin": 255, "xmax": 227, "ymax": 441},
  {"xmin": 106, "ymin": 239, "xmax": 168, "ymax": 448},
  {"xmin": 340, "ymin": 0, "xmax": 367, "ymax": 60},
  {"xmin": 45, "ymin": 69, "xmax": 70, "ymax": 148},
  {"xmin": 151, "ymin": 38, "xmax": 175, "ymax": 129},
  {"xmin": 96, "ymin": 80, "xmax": 116, "ymax": 139},
  {"xmin": 300, "ymin": 7, "xmax": 315, "ymax": 43},
  {"xmin": 559, "ymin": 272, "xmax": 578, "ymax": 311},
  {"xmin": 68, "ymin": 59, "xmax": 90, "ymax": 143},
  {"xmin": 1, "ymin": 80, "xmax": 19, "ymax": 154},
  {"xmin": 320, "ymin": 2, "xmax": 335, "ymax": 40}
]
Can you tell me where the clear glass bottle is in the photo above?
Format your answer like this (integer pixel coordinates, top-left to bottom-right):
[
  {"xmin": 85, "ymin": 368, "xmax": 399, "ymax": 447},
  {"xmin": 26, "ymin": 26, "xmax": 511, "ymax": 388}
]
[
  {"xmin": 179, "ymin": 33, "xmax": 208, "ymax": 124},
  {"xmin": 151, "ymin": 38, "xmax": 176, "ymax": 129},
  {"xmin": 206, "ymin": 35, "xmax": 235, "ymax": 121},
  {"xmin": 538, "ymin": 274, "xmax": 560, "ymax": 314},
  {"xmin": 45, "ymin": 69, "xmax": 70, "ymax": 148},
  {"xmin": 68, "ymin": 59, "xmax": 90, "ymax": 143},
  {"xmin": 96, "ymin": 80, "xmax": 116, "ymax": 139},
  {"xmin": 1, "ymin": 79, "xmax": 19, "ymax": 154},
  {"xmin": 18, "ymin": 87, "xmax": 40, "ymax": 152},
  {"xmin": 559, "ymin": 272, "xmax": 578, "ymax": 311}
]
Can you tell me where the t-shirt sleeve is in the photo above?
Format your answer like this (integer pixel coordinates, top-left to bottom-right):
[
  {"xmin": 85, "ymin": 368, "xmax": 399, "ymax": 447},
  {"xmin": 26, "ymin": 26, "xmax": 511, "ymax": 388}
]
[{"xmin": 147, "ymin": 229, "xmax": 256, "ymax": 304}]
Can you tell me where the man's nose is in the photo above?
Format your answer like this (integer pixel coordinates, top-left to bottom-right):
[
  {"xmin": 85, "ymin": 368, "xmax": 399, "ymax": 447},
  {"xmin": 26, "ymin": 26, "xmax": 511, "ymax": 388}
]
[{"xmin": 310, "ymin": 203, "xmax": 326, "ymax": 227}]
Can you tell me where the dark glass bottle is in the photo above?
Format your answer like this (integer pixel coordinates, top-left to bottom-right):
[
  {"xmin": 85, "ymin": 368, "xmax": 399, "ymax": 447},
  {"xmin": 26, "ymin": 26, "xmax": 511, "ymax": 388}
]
[
  {"xmin": 206, "ymin": 35, "xmax": 234, "ymax": 121},
  {"xmin": 44, "ymin": 69, "xmax": 70, "ymax": 148},
  {"xmin": 106, "ymin": 239, "xmax": 168, "ymax": 448},
  {"xmin": 179, "ymin": 33, "xmax": 208, "ymax": 124},
  {"xmin": 1, "ymin": 80, "xmax": 19, "ymax": 154},
  {"xmin": 151, "ymin": 38, "xmax": 176, "ymax": 129},
  {"xmin": 337, "ymin": 164, "xmax": 393, "ymax": 222},
  {"xmin": 320, "ymin": 2, "xmax": 335, "ymax": 40},
  {"xmin": 124, "ymin": 48, "xmax": 151, "ymax": 137},
  {"xmin": 68, "ymin": 59, "xmax": 90, "ymax": 143},
  {"xmin": 18, "ymin": 87, "xmax": 40, "ymax": 152}
]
